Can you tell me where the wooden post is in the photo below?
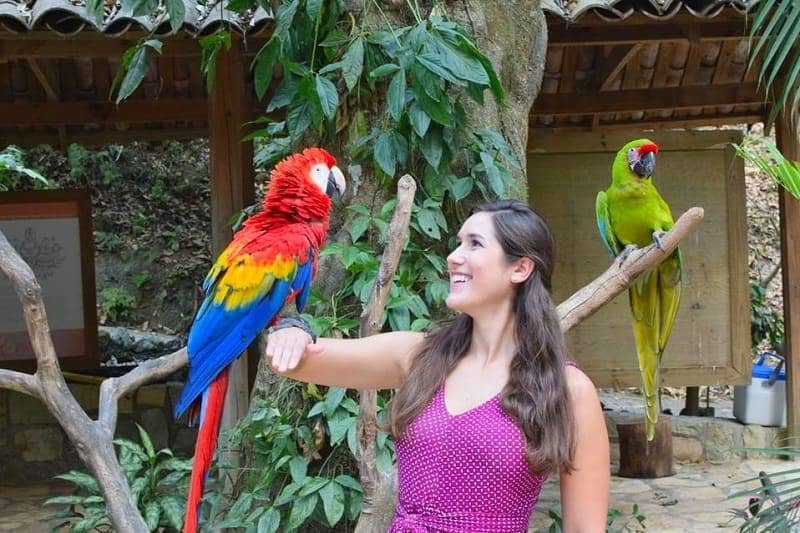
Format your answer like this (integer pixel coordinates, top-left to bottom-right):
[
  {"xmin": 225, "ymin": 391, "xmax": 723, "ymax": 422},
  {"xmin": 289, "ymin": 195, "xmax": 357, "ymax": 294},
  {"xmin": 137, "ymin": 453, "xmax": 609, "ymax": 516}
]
[
  {"xmin": 777, "ymin": 114, "xmax": 800, "ymax": 440},
  {"xmin": 617, "ymin": 417, "xmax": 674, "ymax": 478},
  {"xmin": 209, "ymin": 38, "xmax": 255, "ymax": 440}
]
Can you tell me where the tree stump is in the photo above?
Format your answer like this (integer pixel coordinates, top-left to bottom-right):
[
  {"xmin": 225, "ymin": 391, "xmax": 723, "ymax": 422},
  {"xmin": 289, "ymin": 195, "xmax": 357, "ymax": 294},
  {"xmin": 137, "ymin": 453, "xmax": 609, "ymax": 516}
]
[{"xmin": 617, "ymin": 416, "xmax": 674, "ymax": 478}]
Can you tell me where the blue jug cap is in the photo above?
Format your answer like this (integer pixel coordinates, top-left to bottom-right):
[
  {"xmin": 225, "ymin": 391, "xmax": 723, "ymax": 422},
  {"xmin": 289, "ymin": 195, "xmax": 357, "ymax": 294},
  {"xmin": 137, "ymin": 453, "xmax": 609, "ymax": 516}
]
[{"xmin": 753, "ymin": 354, "xmax": 786, "ymax": 381}]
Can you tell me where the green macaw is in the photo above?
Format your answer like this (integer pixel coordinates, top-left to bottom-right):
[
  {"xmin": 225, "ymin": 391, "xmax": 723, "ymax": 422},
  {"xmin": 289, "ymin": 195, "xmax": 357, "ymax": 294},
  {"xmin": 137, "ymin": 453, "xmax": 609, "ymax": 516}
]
[{"xmin": 595, "ymin": 139, "xmax": 682, "ymax": 441}]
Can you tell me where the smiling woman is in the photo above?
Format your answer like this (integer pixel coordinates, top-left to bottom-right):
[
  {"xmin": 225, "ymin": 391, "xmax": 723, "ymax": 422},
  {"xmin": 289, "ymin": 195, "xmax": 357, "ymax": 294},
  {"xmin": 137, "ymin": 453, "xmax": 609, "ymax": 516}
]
[{"xmin": 266, "ymin": 199, "xmax": 610, "ymax": 532}]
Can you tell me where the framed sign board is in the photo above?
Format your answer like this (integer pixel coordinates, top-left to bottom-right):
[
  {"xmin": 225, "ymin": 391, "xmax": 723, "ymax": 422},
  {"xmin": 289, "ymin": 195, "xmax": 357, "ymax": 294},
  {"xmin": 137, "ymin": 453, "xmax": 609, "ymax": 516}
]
[
  {"xmin": 0, "ymin": 190, "xmax": 98, "ymax": 372},
  {"xmin": 527, "ymin": 129, "xmax": 750, "ymax": 387}
]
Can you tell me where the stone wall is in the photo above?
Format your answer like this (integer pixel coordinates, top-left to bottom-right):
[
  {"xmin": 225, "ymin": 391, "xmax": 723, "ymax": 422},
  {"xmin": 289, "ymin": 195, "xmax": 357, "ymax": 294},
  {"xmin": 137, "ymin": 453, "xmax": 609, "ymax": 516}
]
[
  {"xmin": 0, "ymin": 382, "xmax": 196, "ymax": 485},
  {"xmin": 605, "ymin": 412, "xmax": 787, "ymax": 468}
]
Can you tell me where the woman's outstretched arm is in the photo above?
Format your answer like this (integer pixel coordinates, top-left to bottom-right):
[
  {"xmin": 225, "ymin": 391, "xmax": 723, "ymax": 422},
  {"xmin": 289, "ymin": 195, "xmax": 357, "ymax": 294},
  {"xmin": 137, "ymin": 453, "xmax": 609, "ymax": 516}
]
[
  {"xmin": 559, "ymin": 365, "xmax": 610, "ymax": 532},
  {"xmin": 266, "ymin": 327, "xmax": 424, "ymax": 390}
]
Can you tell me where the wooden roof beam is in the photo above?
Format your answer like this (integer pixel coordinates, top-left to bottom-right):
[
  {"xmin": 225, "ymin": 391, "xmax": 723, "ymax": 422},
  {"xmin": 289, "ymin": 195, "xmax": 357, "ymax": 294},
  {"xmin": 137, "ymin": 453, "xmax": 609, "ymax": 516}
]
[
  {"xmin": 531, "ymin": 111, "xmax": 765, "ymax": 133},
  {"xmin": 549, "ymin": 22, "xmax": 750, "ymax": 46},
  {"xmin": 591, "ymin": 44, "xmax": 643, "ymax": 91},
  {"xmin": 0, "ymin": 98, "xmax": 208, "ymax": 126},
  {"xmin": 532, "ymin": 82, "xmax": 765, "ymax": 115},
  {"xmin": 0, "ymin": 38, "xmax": 266, "ymax": 59}
]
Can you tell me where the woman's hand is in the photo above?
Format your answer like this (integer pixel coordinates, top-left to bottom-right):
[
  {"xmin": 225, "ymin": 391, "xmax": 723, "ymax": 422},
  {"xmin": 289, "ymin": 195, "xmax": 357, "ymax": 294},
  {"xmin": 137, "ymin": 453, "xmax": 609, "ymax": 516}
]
[{"xmin": 265, "ymin": 326, "xmax": 325, "ymax": 373}]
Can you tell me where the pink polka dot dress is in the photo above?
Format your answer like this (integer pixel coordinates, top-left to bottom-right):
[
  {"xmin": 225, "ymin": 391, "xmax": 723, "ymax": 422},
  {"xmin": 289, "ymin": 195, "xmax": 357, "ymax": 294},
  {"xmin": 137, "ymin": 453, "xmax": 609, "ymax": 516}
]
[{"xmin": 388, "ymin": 384, "xmax": 548, "ymax": 532}]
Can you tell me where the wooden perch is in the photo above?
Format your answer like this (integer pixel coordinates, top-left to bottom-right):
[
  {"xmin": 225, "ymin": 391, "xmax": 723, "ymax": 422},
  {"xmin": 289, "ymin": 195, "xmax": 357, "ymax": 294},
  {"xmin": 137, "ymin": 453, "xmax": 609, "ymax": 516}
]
[
  {"xmin": 355, "ymin": 174, "xmax": 416, "ymax": 533},
  {"xmin": 557, "ymin": 207, "xmax": 704, "ymax": 332},
  {"xmin": 0, "ymin": 230, "xmax": 187, "ymax": 533}
]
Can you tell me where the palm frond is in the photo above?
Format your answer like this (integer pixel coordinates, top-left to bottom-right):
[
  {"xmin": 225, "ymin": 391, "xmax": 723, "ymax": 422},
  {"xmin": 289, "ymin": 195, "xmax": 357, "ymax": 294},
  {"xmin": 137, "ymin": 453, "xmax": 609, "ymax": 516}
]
[
  {"xmin": 733, "ymin": 135, "xmax": 800, "ymax": 199},
  {"xmin": 748, "ymin": 0, "xmax": 800, "ymax": 127}
]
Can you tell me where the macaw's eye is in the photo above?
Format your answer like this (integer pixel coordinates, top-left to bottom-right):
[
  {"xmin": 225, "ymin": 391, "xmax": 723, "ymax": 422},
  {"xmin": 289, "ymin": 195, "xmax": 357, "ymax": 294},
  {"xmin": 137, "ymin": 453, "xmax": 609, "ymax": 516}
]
[{"xmin": 628, "ymin": 148, "xmax": 636, "ymax": 156}]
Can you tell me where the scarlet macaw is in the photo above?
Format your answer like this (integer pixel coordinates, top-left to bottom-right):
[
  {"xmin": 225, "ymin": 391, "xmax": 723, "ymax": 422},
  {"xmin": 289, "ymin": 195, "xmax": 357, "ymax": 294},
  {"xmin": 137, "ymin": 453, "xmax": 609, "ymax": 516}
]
[
  {"xmin": 175, "ymin": 147, "xmax": 346, "ymax": 532},
  {"xmin": 595, "ymin": 139, "xmax": 682, "ymax": 441}
]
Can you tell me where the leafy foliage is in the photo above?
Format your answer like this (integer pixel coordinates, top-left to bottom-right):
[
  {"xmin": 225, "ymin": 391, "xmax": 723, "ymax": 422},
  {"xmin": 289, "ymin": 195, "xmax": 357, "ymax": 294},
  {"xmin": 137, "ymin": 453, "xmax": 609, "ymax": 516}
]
[
  {"xmin": 729, "ymin": 450, "xmax": 800, "ymax": 532},
  {"xmin": 547, "ymin": 503, "xmax": 647, "ymax": 532},
  {"xmin": 733, "ymin": 136, "xmax": 800, "ymax": 200},
  {"xmin": 197, "ymin": 390, "xmax": 393, "ymax": 531},
  {"xmin": 748, "ymin": 1, "xmax": 800, "ymax": 127},
  {"xmin": 750, "ymin": 282, "xmax": 783, "ymax": 354},
  {"xmin": 0, "ymin": 145, "xmax": 51, "ymax": 191},
  {"xmin": 45, "ymin": 424, "xmax": 191, "ymax": 532}
]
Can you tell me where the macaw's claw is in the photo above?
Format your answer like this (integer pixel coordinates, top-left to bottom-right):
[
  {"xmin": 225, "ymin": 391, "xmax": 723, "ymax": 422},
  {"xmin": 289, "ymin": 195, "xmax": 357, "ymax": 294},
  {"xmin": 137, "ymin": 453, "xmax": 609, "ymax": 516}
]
[
  {"xmin": 618, "ymin": 244, "xmax": 638, "ymax": 266},
  {"xmin": 653, "ymin": 230, "xmax": 667, "ymax": 250}
]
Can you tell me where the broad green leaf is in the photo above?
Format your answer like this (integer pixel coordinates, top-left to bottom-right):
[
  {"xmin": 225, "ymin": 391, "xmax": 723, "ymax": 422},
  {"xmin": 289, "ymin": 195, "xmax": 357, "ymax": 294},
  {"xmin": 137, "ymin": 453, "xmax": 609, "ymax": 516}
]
[
  {"xmin": 391, "ymin": 131, "xmax": 409, "ymax": 166},
  {"xmin": 274, "ymin": 0, "xmax": 299, "ymax": 41},
  {"xmin": 307, "ymin": 400, "xmax": 326, "ymax": 417},
  {"xmin": 370, "ymin": 63, "xmax": 401, "ymax": 79},
  {"xmin": 315, "ymin": 75, "xmax": 339, "ymax": 120},
  {"xmin": 449, "ymin": 176, "xmax": 473, "ymax": 200},
  {"xmin": 45, "ymin": 495, "xmax": 94, "ymax": 506},
  {"xmin": 253, "ymin": 38, "xmax": 281, "ymax": 100},
  {"xmin": 430, "ymin": 33, "xmax": 490, "ymax": 85},
  {"xmin": 387, "ymin": 69, "xmax": 406, "ymax": 121},
  {"xmin": 335, "ymin": 474, "xmax": 362, "ymax": 491},
  {"xmin": 420, "ymin": 127, "xmax": 443, "ymax": 169},
  {"xmin": 144, "ymin": 501, "xmax": 160, "ymax": 530},
  {"xmin": 135, "ymin": 423, "xmax": 156, "ymax": 460},
  {"xmin": 416, "ymin": 208, "xmax": 441, "ymax": 240},
  {"xmin": 274, "ymin": 482, "xmax": 300, "ymax": 506},
  {"xmin": 327, "ymin": 413, "xmax": 353, "ymax": 445},
  {"xmin": 319, "ymin": 481, "xmax": 345, "ymax": 526},
  {"xmin": 417, "ymin": 53, "xmax": 466, "ymax": 86},
  {"xmin": 341, "ymin": 37, "xmax": 365, "ymax": 91},
  {"xmin": 54, "ymin": 471, "xmax": 99, "ymax": 493},
  {"xmin": 287, "ymin": 100, "xmax": 313, "ymax": 139},
  {"xmin": 298, "ymin": 476, "xmax": 330, "ymax": 497},
  {"xmin": 409, "ymin": 102, "xmax": 431, "ymax": 137},
  {"xmin": 165, "ymin": 0, "xmax": 185, "ymax": 34},
  {"xmin": 480, "ymin": 151, "xmax": 504, "ymax": 196},
  {"xmin": 159, "ymin": 496, "xmax": 184, "ymax": 529},
  {"xmin": 287, "ymin": 494, "xmax": 317, "ymax": 529},
  {"xmin": 257, "ymin": 508, "xmax": 281, "ymax": 533},
  {"xmin": 268, "ymin": 74, "xmax": 298, "ymax": 112},
  {"xmin": 289, "ymin": 457, "xmax": 307, "ymax": 484},
  {"xmin": 412, "ymin": 78, "xmax": 451, "ymax": 126},
  {"xmin": 116, "ymin": 45, "xmax": 150, "ymax": 104},
  {"xmin": 374, "ymin": 131, "xmax": 397, "ymax": 176},
  {"xmin": 307, "ymin": 0, "xmax": 323, "ymax": 22},
  {"xmin": 325, "ymin": 387, "xmax": 347, "ymax": 412},
  {"xmin": 349, "ymin": 216, "xmax": 371, "ymax": 242},
  {"xmin": 320, "ymin": 27, "xmax": 350, "ymax": 47}
]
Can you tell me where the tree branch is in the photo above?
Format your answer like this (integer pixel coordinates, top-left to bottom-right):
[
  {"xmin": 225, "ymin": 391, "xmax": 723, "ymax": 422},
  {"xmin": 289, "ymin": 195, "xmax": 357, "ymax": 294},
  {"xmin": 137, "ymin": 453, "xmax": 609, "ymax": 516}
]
[
  {"xmin": 0, "ymin": 368, "xmax": 40, "ymax": 396},
  {"xmin": 99, "ymin": 348, "xmax": 188, "ymax": 433},
  {"xmin": 557, "ymin": 207, "xmax": 705, "ymax": 332},
  {"xmin": 355, "ymin": 175, "xmax": 416, "ymax": 533}
]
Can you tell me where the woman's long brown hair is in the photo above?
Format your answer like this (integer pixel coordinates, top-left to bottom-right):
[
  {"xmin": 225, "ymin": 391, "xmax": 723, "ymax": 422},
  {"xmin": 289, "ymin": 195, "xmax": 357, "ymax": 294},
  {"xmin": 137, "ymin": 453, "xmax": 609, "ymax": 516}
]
[{"xmin": 388, "ymin": 200, "xmax": 576, "ymax": 475}]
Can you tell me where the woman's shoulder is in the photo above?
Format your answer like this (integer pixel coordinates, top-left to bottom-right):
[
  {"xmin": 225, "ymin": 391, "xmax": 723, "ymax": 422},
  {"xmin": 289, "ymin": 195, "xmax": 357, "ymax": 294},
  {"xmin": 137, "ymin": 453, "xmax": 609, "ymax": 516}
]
[{"xmin": 563, "ymin": 363, "xmax": 599, "ymax": 403}]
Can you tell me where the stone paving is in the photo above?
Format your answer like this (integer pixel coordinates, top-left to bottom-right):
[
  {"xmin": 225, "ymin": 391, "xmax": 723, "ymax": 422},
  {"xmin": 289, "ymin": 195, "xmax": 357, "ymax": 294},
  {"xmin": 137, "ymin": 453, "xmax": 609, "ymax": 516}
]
[
  {"xmin": 0, "ymin": 458, "xmax": 795, "ymax": 532},
  {"xmin": 530, "ymin": 458, "xmax": 794, "ymax": 532}
]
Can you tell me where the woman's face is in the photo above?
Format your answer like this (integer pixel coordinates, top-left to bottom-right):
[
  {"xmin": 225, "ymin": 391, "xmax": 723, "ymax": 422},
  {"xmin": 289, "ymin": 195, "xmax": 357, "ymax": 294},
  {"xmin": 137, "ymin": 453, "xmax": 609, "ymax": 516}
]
[{"xmin": 445, "ymin": 212, "xmax": 520, "ymax": 314}]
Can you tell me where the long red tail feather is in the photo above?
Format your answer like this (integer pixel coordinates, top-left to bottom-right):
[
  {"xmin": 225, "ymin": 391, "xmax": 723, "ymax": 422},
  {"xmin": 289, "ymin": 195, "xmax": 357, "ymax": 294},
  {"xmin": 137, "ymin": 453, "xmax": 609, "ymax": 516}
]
[{"xmin": 183, "ymin": 369, "xmax": 229, "ymax": 533}]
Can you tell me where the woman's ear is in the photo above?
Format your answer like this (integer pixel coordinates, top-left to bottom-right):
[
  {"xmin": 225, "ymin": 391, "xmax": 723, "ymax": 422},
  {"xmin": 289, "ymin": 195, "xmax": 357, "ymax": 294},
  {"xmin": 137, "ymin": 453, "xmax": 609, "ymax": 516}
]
[{"xmin": 510, "ymin": 257, "xmax": 535, "ymax": 284}]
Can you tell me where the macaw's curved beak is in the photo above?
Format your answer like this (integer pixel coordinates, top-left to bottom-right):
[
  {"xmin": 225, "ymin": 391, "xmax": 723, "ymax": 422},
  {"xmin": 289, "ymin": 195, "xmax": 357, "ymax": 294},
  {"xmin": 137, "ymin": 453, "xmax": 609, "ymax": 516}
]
[
  {"xmin": 633, "ymin": 151, "xmax": 656, "ymax": 177},
  {"xmin": 326, "ymin": 165, "xmax": 346, "ymax": 199}
]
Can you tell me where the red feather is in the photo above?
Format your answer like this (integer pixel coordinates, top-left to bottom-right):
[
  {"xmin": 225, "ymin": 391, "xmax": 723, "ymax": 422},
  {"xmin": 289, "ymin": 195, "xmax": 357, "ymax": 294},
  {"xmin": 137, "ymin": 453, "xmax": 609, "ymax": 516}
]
[{"xmin": 184, "ymin": 370, "xmax": 229, "ymax": 533}]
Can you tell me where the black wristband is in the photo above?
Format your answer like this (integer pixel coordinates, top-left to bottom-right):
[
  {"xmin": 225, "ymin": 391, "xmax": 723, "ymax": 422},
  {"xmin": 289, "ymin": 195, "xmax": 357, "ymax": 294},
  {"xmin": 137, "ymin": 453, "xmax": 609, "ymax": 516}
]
[{"xmin": 269, "ymin": 317, "xmax": 317, "ymax": 343}]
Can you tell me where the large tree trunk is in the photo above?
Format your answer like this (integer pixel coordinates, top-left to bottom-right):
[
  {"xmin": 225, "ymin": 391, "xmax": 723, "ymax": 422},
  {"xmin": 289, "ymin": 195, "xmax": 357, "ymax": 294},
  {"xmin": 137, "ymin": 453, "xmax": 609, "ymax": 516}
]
[{"xmin": 250, "ymin": 2, "xmax": 549, "ymax": 531}]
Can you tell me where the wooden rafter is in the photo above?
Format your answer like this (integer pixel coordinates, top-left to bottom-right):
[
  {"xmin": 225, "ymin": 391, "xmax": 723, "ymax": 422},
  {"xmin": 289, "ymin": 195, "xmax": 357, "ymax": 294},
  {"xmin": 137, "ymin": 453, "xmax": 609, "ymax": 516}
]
[
  {"xmin": 532, "ymin": 82, "xmax": 765, "ymax": 116},
  {"xmin": 25, "ymin": 58, "xmax": 68, "ymax": 147},
  {"xmin": 0, "ymin": 98, "xmax": 208, "ymax": 126},
  {"xmin": 530, "ymin": 111, "xmax": 765, "ymax": 133},
  {"xmin": 0, "ymin": 126, "xmax": 208, "ymax": 148},
  {"xmin": 549, "ymin": 22, "xmax": 751, "ymax": 46},
  {"xmin": 591, "ymin": 44, "xmax": 643, "ymax": 92}
]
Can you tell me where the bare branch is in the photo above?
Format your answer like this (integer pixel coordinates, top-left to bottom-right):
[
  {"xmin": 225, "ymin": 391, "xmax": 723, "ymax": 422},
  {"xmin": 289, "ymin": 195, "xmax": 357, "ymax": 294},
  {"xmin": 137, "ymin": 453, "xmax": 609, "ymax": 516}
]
[
  {"xmin": 0, "ymin": 230, "xmax": 149, "ymax": 532},
  {"xmin": 355, "ymin": 175, "xmax": 416, "ymax": 533},
  {"xmin": 99, "ymin": 348, "xmax": 188, "ymax": 433},
  {"xmin": 557, "ymin": 207, "xmax": 705, "ymax": 332},
  {"xmin": 0, "ymin": 368, "xmax": 40, "ymax": 396}
]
